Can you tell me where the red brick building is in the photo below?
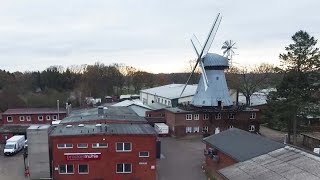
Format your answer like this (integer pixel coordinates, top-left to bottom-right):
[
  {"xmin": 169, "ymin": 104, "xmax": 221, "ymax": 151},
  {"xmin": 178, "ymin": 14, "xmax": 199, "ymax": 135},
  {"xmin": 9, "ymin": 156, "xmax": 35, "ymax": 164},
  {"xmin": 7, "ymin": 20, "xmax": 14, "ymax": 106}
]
[
  {"xmin": 1, "ymin": 108, "xmax": 67, "ymax": 125},
  {"xmin": 146, "ymin": 107, "xmax": 261, "ymax": 137},
  {"xmin": 202, "ymin": 128, "xmax": 285, "ymax": 178},
  {"xmin": 50, "ymin": 123, "xmax": 157, "ymax": 180}
]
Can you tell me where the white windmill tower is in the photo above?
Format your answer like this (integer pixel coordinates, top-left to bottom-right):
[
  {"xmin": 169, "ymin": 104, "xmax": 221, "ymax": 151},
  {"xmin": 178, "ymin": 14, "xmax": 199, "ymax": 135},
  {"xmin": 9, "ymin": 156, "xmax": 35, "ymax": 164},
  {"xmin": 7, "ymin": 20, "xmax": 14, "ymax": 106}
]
[{"xmin": 180, "ymin": 13, "xmax": 233, "ymax": 107}]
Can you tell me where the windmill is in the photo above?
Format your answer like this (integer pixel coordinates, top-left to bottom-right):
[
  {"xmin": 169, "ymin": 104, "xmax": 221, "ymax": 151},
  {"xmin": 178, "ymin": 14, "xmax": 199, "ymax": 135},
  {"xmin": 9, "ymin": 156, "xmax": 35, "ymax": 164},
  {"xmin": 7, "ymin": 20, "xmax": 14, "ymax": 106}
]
[
  {"xmin": 221, "ymin": 40, "xmax": 237, "ymax": 65},
  {"xmin": 180, "ymin": 13, "xmax": 233, "ymax": 107}
]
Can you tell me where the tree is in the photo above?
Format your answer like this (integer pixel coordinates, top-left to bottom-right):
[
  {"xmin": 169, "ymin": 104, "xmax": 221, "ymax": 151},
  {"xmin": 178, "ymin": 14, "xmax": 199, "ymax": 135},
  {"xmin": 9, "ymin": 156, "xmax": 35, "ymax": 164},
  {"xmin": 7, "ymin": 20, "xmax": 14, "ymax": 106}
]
[
  {"xmin": 226, "ymin": 63, "xmax": 276, "ymax": 106},
  {"xmin": 267, "ymin": 31, "xmax": 320, "ymax": 145}
]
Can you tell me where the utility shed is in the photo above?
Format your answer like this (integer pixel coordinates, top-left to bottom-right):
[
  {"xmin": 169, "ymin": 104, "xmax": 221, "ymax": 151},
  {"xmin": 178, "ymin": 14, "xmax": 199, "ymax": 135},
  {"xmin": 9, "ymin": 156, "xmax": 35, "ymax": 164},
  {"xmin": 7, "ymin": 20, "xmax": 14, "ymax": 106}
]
[
  {"xmin": 219, "ymin": 146, "xmax": 320, "ymax": 180},
  {"xmin": 27, "ymin": 125, "xmax": 51, "ymax": 179}
]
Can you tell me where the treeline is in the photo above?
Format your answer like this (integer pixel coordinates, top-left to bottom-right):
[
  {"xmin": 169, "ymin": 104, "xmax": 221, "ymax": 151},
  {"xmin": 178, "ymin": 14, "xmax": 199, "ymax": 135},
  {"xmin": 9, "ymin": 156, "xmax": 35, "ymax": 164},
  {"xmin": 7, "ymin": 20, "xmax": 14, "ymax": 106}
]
[{"xmin": 0, "ymin": 63, "xmax": 201, "ymax": 111}]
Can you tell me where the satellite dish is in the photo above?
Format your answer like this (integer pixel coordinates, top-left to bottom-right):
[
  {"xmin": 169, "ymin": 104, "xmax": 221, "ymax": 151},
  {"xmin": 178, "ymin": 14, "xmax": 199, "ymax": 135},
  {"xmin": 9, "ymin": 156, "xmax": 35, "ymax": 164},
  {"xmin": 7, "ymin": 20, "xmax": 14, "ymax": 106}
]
[{"xmin": 221, "ymin": 40, "xmax": 237, "ymax": 65}]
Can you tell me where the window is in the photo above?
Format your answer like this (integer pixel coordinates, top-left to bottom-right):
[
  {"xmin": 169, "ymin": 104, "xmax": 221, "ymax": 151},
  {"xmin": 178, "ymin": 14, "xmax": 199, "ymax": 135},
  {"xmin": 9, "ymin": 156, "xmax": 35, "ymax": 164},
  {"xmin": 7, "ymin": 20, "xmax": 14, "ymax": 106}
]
[
  {"xmin": 38, "ymin": 116, "xmax": 43, "ymax": 121},
  {"xmin": 216, "ymin": 77, "xmax": 219, "ymax": 80},
  {"xmin": 194, "ymin": 114, "xmax": 199, "ymax": 120},
  {"xmin": 215, "ymin": 113, "xmax": 221, "ymax": 119},
  {"xmin": 26, "ymin": 116, "xmax": 31, "ymax": 121},
  {"xmin": 92, "ymin": 143, "xmax": 108, "ymax": 148},
  {"xmin": 59, "ymin": 164, "xmax": 74, "ymax": 174},
  {"xmin": 250, "ymin": 112, "xmax": 256, "ymax": 119},
  {"xmin": 168, "ymin": 101, "xmax": 171, "ymax": 106},
  {"xmin": 164, "ymin": 100, "xmax": 167, "ymax": 105},
  {"xmin": 186, "ymin": 127, "xmax": 192, "ymax": 133},
  {"xmin": 116, "ymin": 163, "xmax": 132, "ymax": 173},
  {"xmin": 186, "ymin": 114, "xmax": 192, "ymax": 120},
  {"xmin": 77, "ymin": 143, "xmax": 88, "ymax": 148},
  {"xmin": 19, "ymin": 116, "xmax": 25, "ymax": 121},
  {"xmin": 249, "ymin": 125, "xmax": 255, "ymax": 132},
  {"xmin": 203, "ymin": 114, "xmax": 209, "ymax": 120},
  {"xmin": 139, "ymin": 151, "xmax": 149, "ymax": 157},
  {"xmin": 53, "ymin": 115, "xmax": 58, "ymax": 120},
  {"xmin": 193, "ymin": 126, "xmax": 200, "ymax": 133},
  {"xmin": 7, "ymin": 116, "xmax": 13, "ymax": 122},
  {"xmin": 78, "ymin": 164, "xmax": 89, "ymax": 174},
  {"xmin": 229, "ymin": 113, "xmax": 235, "ymax": 119},
  {"xmin": 203, "ymin": 126, "xmax": 208, "ymax": 132},
  {"xmin": 46, "ymin": 115, "xmax": 51, "ymax": 121},
  {"xmin": 116, "ymin": 142, "xmax": 131, "ymax": 152},
  {"xmin": 57, "ymin": 144, "xmax": 73, "ymax": 149}
]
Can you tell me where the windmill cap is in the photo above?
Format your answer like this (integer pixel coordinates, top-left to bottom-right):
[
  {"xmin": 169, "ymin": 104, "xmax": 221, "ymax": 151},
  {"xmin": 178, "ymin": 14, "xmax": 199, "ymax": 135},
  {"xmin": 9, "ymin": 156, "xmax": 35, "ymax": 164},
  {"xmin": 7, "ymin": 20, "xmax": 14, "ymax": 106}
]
[{"xmin": 203, "ymin": 53, "xmax": 229, "ymax": 68}]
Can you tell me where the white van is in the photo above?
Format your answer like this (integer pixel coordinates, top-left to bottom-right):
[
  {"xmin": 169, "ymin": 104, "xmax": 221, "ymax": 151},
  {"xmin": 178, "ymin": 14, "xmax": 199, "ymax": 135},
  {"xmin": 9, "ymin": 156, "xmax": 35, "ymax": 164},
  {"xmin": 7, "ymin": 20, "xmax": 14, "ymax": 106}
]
[{"xmin": 4, "ymin": 135, "xmax": 25, "ymax": 156}]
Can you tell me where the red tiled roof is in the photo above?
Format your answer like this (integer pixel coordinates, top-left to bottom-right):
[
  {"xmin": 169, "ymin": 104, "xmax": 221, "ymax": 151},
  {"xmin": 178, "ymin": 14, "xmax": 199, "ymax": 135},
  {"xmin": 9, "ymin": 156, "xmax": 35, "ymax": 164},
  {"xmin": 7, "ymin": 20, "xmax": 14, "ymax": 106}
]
[{"xmin": 2, "ymin": 108, "xmax": 67, "ymax": 115}]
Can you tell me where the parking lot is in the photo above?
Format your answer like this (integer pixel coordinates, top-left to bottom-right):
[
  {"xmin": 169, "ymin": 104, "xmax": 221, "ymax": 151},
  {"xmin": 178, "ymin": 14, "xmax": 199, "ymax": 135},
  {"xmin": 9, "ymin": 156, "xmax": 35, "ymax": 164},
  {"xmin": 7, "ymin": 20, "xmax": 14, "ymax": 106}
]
[
  {"xmin": 157, "ymin": 136, "xmax": 207, "ymax": 180},
  {"xmin": 0, "ymin": 145, "xmax": 27, "ymax": 180}
]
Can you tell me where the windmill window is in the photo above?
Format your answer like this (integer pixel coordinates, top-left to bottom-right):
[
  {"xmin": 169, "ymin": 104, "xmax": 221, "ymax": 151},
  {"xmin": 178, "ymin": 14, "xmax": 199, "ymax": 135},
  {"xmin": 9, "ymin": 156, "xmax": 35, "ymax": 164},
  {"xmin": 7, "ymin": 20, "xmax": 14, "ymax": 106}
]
[
  {"xmin": 216, "ymin": 77, "xmax": 219, "ymax": 80},
  {"xmin": 202, "ymin": 100, "xmax": 205, "ymax": 104}
]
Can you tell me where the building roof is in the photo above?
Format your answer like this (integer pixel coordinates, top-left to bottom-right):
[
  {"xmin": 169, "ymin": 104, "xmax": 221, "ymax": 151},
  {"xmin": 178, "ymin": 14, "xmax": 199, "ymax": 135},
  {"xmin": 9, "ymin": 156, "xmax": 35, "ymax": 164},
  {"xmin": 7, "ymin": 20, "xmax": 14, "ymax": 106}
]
[
  {"xmin": 2, "ymin": 108, "xmax": 66, "ymax": 115},
  {"xmin": 203, "ymin": 128, "xmax": 285, "ymax": 162},
  {"xmin": 238, "ymin": 88, "xmax": 276, "ymax": 106},
  {"xmin": 301, "ymin": 132, "xmax": 320, "ymax": 141},
  {"xmin": 203, "ymin": 53, "xmax": 229, "ymax": 67},
  {"xmin": 165, "ymin": 107, "xmax": 192, "ymax": 113},
  {"xmin": 140, "ymin": 84, "xmax": 197, "ymax": 100},
  {"xmin": 112, "ymin": 99, "xmax": 152, "ymax": 110},
  {"xmin": 61, "ymin": 106, "xmax": 146, "ymax": 124},
  {"xmin": 50, "ymin": 123, "xmax": 156, "ymax": 136},
  {"xmin": 0, "ymin": 124, "xmax": 30, "ymax": 133},
  {"xmin": 219, "ymin": 146, "xmax": 320, "ymax": 180}
]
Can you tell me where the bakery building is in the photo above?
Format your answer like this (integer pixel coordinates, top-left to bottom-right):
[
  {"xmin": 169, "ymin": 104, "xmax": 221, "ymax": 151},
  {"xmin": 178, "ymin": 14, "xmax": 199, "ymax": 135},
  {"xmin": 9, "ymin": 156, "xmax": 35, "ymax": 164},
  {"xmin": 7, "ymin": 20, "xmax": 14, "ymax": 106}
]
[{"xmin": 50, "ymin": 123, "xmax": 157, "ymax": 180}]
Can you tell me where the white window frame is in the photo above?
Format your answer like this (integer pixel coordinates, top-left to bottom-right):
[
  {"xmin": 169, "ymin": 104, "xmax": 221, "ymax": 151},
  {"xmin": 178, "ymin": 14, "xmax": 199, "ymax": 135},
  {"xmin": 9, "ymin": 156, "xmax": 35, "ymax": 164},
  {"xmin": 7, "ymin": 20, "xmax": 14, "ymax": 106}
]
[
  {"xmin": 19, "ymin": 116, "xmax": 25, "ymax": 121},
  {"xmin": 139, "ymin": 151, "xmax": 149, "ymax": 157},
  {"xmin": 92, "ymin": 143, "xmax": 108, "ymax": 148},
  {"xmin": 193, "ymin": 126, "xmax": 200, "ymax": 133},
  {"xmin": 46, "ymin": 115, "xmax": 51, "ymax": 121},
  {"xmin": 38, "ymin": 115, "xmax": 43, "ymax": 121},
  {"xmin": 77, "ymin": 143, "xmax": 88, "ymax": 148},
  {"xmin": 59, "ymin": 164, "xmax": 74, "ymax": 174},
  {"xmin": 186, "ymin": 127, "xmax": 192, "ymax": 133},
  {"xmin": 229, "ymin": 113, "xmax": 235, "ymax": 119},
  {"xmin": 26, "ymin": 116, "xmax": 31, "ymax": 121},
  {"xmin": 249, "ymin": 125, "xmax": 255, "ymax": 132},
  {"xmin": 250, "ymin": 112, "xmax": 256, "ymax": 119},
  {"xmin": 6, "ymin": 116, "xmax": 13, "ymax": 122},
  {"xmin": 53, "ymin": 115, "xmax": 58, "ymax": 120},
  {"xmin": 194, "ymin": 114, "xmax": 199, "ymax": 120},
  {"xmin": 203, "ymin": 126, "xmax": 208, "ymax": 132},
  {"xmin": 203, "ymin": 114, "xmax": 209, "ymax": 120},
  {"xmin": 78, "ymin": 164, "xmax": 89, "ymax": 174},
  {"xmin": 57, "ymin": 143, "xmax": 73, "ymax": 149},
  {"xmin": 116, "ymin": 142, "xmax": 132, "ymax": 152},
  {"xmin": 116, "ymin": 163, "xmax": 132, "ymax": 174},
  {"xmin": 186, "ymin": 114, "xmax": 192, "ymax": 120},
  {"xmin": 215, "ymin": 113, "xmax": 221, "ymax": 119}
]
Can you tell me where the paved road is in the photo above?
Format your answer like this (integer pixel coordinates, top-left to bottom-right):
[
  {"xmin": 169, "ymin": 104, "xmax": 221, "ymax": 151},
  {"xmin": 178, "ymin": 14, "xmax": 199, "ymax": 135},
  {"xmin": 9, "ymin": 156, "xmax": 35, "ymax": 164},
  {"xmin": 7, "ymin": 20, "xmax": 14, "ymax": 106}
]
[
  {"xmin": 260, "ymin": 126, "xmax": 286, "ymax": 143},
  {"xmin": 0, "ymin": 146, "xmax": 27, "ymax": 180},
  {"xmin": 157, "ymin": 137, "xmax": 207, "ymax": 180}
]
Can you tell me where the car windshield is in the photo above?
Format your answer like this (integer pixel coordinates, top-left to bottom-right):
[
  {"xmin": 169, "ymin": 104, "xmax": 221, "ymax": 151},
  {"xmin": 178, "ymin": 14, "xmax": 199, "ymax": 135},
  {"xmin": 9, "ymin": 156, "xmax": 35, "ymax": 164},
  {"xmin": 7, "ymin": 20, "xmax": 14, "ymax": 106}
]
[{"xmin": 4, "ymin": 144, "xmax": 15, "ymax": 149}]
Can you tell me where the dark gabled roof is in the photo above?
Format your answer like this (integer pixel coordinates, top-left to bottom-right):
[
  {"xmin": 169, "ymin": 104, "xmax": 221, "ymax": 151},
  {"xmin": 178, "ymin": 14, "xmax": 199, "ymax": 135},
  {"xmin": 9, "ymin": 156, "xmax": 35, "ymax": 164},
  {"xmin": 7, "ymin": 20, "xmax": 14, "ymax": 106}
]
[
  {"xmin": 3, "ymin": 108, "xmax": 66, "ymax": 115},
  {"xmin": 50, "ymin": 123, "xmax": 156, "ymax": 136},
  {"xmin": 203, "ymin": 128, "xmax": 285, "ymax": 162}
]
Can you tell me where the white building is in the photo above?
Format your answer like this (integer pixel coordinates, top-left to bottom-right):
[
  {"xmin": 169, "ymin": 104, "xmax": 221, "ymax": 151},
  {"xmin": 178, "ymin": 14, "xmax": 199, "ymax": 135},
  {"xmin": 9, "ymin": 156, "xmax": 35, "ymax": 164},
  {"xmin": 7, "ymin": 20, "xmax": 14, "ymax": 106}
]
[{"xmin": 140, "ymin": 84, "xmax": 198, "ymax": 109}]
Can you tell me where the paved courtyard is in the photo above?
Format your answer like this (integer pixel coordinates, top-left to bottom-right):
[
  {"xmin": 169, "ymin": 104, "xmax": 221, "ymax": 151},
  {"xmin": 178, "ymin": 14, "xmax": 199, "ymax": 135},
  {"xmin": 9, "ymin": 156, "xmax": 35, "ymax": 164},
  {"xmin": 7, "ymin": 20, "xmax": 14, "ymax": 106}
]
[
  {"xmin": 0, "ymin": 145, "xmax": 27, "ymax": 180},
  {"xmin": 157, "ymin": 137, "xmax": 207, "ymax": 180}
]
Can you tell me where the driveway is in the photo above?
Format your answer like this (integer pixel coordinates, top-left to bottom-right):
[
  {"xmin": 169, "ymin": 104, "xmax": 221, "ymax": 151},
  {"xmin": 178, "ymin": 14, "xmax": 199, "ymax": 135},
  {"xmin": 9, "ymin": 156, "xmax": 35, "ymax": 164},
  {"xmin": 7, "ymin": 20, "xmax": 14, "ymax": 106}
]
[
  {"xmin": 260, "ymin": 125, "xmax": 286, "ymax": 143},
  {"xmin": 157, "ymin": 137, "xmax": 207, "ymax": 180}
]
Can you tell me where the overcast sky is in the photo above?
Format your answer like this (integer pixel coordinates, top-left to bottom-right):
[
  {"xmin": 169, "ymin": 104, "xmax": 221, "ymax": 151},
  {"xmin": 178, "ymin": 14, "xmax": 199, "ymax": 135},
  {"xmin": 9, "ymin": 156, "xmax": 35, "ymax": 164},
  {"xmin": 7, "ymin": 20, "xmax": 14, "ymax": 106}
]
[{"xmin": 0, "ymin": 0, "xmax": 319, "ymax": 73}]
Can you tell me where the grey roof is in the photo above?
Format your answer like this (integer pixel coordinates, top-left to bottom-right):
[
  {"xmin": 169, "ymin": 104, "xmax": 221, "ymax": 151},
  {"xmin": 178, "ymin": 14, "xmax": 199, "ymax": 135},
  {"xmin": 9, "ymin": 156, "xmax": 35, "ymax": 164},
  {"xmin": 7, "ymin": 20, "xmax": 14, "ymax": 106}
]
[
  {"xmin": 219, "ymin": 146, "xmax": 320, "ymax": 180},
  {"xmin": 203, "ymin": 53, "xmax": 229, "ymax": 67},
  {"xmin": 61, "ymin": 106, "xmax": 146, "ymax": 124},
  {"xmin": 50, "ymin": 123, "xmax": 156, "ymax": 136},
  {"xmin": 165, "ymin": 107, "xmax": 192, "ymax": 113},
  {"xmin": 203, "ymin": 128, "xmax": 285, "ymax": 162},
  {"xmin": 140, "ymin": 84, "xmax": 197, "ymax": 99}
]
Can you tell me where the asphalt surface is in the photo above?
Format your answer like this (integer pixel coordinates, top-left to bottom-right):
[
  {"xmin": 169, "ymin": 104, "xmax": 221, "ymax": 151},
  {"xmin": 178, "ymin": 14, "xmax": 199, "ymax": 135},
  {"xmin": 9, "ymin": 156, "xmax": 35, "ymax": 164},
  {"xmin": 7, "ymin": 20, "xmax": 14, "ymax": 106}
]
[
  {"xmin": 260, "ymin": 125, "xmax": 286, "ymax": 143},
  {"xmin": 0, "ymin": 145, "xmax": 27, "ymax": 180},
  {"xmin": 157, "ymin": 137, "xmax": 207, "ymax": 180}
]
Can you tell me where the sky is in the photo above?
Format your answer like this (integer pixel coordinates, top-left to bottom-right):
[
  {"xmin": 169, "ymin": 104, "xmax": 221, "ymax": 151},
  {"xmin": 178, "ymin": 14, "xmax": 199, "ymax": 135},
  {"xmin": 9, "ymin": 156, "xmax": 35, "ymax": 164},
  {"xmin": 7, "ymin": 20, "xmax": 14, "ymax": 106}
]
[{"xmin": 0, "ymin": 0, "xmax": 319, "ymax": 73}]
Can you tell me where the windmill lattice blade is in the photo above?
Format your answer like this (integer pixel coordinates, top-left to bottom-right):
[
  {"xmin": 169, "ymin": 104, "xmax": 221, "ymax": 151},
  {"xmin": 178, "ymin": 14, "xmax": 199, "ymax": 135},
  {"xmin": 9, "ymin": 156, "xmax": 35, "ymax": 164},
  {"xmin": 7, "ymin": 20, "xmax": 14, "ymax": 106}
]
[
  {"xmin": 191, "ymin": 39, "xmax": 200, "ymax": 57},
  {"xmin": 179, "ymin": 57, "xmax": 201, "ymax": 97},
  {"xmin": 200, "ymin": 13, "xmax": 222, "ymax": 58},
  {"xmin": 199, "ymin": 61, "xmax": 209, "ymax": 91}
]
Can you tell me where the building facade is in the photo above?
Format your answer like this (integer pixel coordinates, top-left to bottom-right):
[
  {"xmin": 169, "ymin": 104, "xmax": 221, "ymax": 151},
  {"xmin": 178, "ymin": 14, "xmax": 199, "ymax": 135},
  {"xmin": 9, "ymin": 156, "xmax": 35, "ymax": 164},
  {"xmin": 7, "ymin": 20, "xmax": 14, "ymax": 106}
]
[
  {"xmin": 2, "ymin": 108, "xmax": 67, "ymax": 125},
  {"xmin": 50, "ymin": 123, "xmax": 157, "ymax": 180},
  {"xmin": 146, "ymin": 107, "xmax": 260, "ymax": 137}
]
